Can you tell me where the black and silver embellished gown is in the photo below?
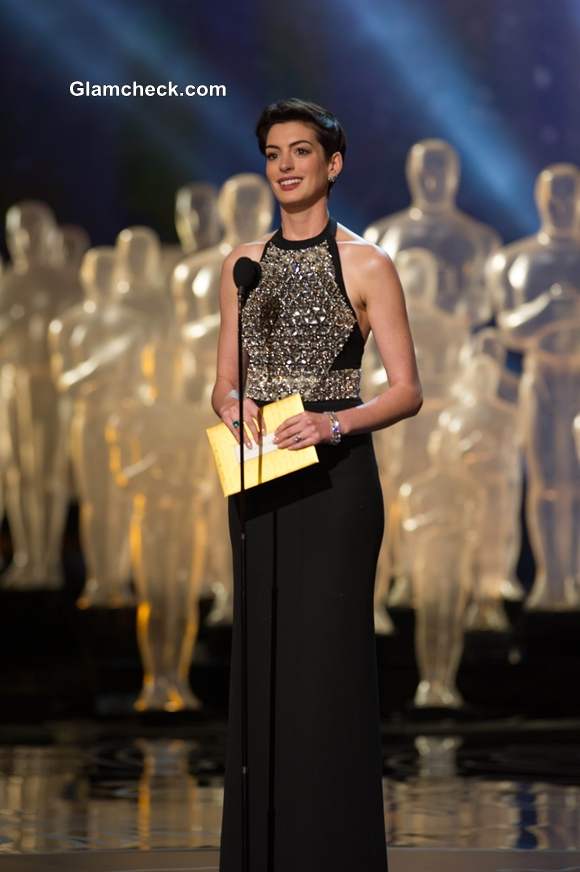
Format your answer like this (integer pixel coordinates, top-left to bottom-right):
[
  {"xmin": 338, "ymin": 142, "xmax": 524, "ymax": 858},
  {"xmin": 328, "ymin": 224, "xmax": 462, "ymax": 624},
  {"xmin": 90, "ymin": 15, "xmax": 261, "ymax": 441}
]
[{"xmin": 219, "ymin": 216, "xmax": 388, "ymax": 872}]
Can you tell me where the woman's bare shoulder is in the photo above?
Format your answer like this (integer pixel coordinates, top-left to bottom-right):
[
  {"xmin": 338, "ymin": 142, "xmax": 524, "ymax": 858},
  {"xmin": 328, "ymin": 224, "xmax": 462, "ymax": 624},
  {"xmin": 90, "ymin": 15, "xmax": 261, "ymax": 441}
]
[{"xmin": 335, "ymin": 222, "xmax": 392, "ymax": 265}]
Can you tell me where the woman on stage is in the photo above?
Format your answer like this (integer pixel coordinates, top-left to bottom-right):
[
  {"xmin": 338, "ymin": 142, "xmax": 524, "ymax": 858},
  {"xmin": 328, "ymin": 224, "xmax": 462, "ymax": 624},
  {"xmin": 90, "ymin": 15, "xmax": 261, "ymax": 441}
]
[{"xmin": 212, "ymin": 97, "xmax": 422, "ymax": 872}]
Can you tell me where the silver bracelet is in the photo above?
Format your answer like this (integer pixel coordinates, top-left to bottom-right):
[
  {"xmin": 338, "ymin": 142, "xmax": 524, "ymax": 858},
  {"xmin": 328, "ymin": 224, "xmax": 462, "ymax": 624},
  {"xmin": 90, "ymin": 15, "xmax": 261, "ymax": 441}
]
[
  {"xmin": 325, "ymin": 410, "xmax": 342, "ymax": 445},
  {"xmin": 227, "ymin": 389, "xmax": 240, "ymax": 400}
]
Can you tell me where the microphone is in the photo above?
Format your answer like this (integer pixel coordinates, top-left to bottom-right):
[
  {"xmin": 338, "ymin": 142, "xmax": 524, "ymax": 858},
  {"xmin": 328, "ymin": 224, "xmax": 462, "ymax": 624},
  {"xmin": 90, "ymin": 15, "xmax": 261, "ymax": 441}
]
[{"xmin": 234, "ymin": 256, "xmax": 261, "ymax": 305}]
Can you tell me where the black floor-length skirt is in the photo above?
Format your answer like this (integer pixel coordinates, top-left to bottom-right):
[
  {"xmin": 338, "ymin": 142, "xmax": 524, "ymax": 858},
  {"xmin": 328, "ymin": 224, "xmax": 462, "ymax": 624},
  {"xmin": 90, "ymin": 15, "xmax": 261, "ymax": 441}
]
[{"xmin": 219, "ymin": 397, "xmax": 388, "ymax": 872}]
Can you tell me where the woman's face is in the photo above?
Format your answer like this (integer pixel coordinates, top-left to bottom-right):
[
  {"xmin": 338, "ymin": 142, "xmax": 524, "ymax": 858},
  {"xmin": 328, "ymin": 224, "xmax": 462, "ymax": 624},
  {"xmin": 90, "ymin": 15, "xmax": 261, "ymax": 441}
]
[{"xmin": 264, "ymin": 120, "xmax": 338, "ymax": 208}]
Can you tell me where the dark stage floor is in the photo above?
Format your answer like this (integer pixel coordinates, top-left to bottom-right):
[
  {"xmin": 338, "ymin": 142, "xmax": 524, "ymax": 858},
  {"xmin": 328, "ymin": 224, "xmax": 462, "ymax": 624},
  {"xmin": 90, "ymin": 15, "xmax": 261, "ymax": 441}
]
[
  {"xmin": 4, "ymin": 847, "xmax": 580, "ymax": 871},
  {"xmin": 1, "ymin": 716, "xmax": 580, "ymax": 869}
]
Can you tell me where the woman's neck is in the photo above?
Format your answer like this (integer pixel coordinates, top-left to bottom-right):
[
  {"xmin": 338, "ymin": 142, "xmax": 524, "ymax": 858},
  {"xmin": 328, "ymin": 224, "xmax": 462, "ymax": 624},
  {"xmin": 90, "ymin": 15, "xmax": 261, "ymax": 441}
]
[{"xmin": 279, "ymin": 203, "xmax": 330, "ymax": 241}]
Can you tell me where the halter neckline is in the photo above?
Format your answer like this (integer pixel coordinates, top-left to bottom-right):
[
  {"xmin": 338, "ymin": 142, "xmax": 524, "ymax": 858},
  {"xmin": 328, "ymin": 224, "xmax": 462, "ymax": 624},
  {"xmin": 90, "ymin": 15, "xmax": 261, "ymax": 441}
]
[{"xmin": 272, "ymin": 216, "xmax": 336, "ymax": 250}]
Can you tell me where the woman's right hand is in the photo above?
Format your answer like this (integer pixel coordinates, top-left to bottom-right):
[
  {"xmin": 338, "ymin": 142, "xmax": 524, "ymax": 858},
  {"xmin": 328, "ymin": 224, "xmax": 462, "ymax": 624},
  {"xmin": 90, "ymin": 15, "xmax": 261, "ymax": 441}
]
[{"xmin": 219, "ymin": 396, "xmax": 265, "ymax": 449}]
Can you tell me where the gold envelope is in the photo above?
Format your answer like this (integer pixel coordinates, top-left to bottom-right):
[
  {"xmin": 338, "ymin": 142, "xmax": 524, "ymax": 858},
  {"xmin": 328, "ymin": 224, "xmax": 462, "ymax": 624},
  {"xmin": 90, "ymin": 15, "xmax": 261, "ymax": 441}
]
[{"xmin": 206, "ymin": 393, "xmax": 319, "ymax": 497}]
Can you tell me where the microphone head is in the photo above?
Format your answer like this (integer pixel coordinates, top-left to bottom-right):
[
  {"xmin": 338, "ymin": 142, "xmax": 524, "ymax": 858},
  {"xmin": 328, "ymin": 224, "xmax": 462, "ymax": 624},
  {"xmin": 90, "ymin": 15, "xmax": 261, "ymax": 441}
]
[{"xmin": 233, "ymin": 256, "xmax": 261, "ymax": 291}]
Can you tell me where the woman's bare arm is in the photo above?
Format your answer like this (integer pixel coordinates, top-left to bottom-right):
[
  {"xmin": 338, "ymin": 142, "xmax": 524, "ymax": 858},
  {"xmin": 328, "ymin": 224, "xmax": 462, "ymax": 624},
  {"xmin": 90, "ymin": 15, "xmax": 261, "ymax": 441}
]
[
  {"xmin": 336, "ymin": 245, "xmax": 423, "ymax": 436},
  {"xmin": 211, "ymin": 246, "xmax": 249, "ymax": 417}
]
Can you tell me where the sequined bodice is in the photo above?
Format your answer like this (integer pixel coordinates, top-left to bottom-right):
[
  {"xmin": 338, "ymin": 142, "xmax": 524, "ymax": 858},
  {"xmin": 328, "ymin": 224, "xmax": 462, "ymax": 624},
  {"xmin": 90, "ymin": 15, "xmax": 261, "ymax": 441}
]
[{"xmin": 242, "ymin": 216, "xmax": 364, "ymax": 403}]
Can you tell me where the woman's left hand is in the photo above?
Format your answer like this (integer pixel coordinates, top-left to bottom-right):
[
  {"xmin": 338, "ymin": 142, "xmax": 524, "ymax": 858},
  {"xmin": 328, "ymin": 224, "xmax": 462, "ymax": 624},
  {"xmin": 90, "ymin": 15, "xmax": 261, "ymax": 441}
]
[{"xmin": 273, "ymin": 411, "xmax": 333, "ymax": 450}]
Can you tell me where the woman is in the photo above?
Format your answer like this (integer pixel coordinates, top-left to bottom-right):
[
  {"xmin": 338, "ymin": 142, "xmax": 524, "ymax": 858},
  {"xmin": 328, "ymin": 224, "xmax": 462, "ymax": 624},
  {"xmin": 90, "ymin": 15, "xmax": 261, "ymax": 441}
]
[{"xmin": 212, "ymin": 98, "xmax": 422, "ymax": 872}]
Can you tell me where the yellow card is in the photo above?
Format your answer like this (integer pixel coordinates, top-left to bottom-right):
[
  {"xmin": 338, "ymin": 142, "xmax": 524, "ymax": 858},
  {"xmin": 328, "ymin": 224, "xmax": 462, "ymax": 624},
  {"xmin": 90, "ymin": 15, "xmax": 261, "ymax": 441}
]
[{"xmin": 206, "ymin": 393, "xmax": 319, "ymax": 496}]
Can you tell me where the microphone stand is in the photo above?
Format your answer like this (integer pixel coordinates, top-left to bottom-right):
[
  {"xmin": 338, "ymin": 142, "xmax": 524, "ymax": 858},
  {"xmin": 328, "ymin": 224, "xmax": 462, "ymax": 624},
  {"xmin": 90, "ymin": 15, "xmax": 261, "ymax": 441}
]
[
  {"xmin": 235, "ymin": 259, "xmax": 275, "ymax": 872},
  {"xmin": 236, "ymin": 280, "xmax": 250, "ymax": 872}
]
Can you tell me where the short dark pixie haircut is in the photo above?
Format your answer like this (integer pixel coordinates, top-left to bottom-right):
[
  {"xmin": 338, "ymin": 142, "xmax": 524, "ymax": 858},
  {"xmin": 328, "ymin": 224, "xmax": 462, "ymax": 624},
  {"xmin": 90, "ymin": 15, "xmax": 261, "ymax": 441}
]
[{"xmin": 255, "ymin": 98, "xmax": 346, "ymax": 195}]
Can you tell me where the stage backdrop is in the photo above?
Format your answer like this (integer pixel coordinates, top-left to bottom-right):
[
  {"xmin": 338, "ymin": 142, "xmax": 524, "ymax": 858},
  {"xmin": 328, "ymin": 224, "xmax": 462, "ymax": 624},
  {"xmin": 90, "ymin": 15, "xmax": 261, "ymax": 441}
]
[{"xmin": 1, "ymin": 0, "xmax": 578, "ymax": 254}]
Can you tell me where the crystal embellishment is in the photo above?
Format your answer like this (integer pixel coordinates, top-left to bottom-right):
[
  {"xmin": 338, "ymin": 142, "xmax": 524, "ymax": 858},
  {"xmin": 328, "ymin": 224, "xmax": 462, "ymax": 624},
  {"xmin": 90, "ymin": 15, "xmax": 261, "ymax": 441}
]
[{"xmin": 242, "ymin": 238, "xmax": 361, "ymax": 402}]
